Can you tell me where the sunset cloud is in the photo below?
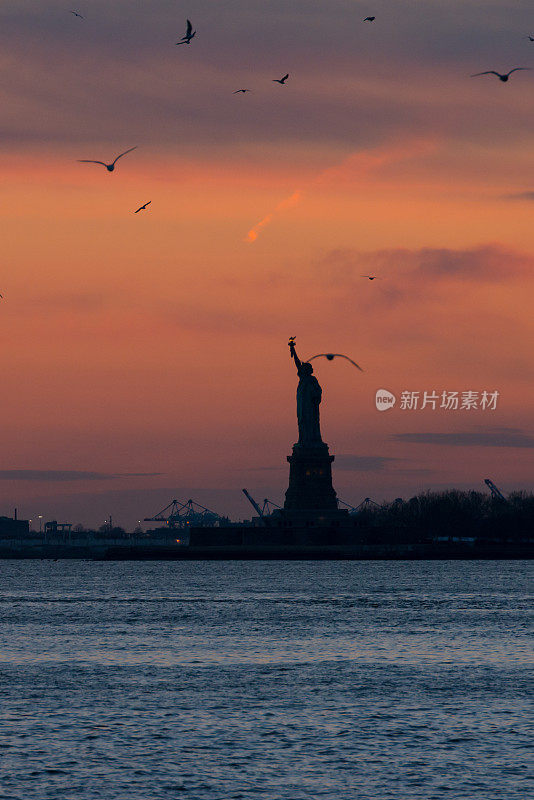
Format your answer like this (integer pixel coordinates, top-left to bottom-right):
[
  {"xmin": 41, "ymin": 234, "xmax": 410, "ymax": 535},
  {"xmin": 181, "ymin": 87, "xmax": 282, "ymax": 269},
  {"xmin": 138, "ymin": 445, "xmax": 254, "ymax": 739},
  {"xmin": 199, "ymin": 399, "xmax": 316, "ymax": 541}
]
[
  {"xmin": 2, "ymin": 2, "xmax": 534, "ymax": 156},
  {"xmin": 319, "ymin": 243, "xmax": 534, "ymax": 284}
]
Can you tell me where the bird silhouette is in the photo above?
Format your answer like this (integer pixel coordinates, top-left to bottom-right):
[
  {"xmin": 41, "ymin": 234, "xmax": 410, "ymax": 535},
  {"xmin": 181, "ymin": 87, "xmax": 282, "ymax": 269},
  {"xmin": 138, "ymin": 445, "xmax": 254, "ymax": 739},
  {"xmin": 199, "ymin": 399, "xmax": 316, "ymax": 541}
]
[
  {"xmin": 471, "ymin": 68, "xmax": 530, "ymax": 82},
  {"xmin": 176, "ymin": 19, "xmax": 196, "ymax": 45},
  {"xmin": 78, "ymin": 146, "xmax": 137, "ymax": 172},
  {"xmin": 273, "ymin": 74, "xmax": 289, "ymax": 84},
  {"xmin": 307, "ymin": 353, "xmax": 363, "ymax": 371},
  {"xmin": 527, "ymin": 35, "xmax": 534, "ymax": 42},
  {"xmin": 363, "ymin": 16, "xmax": 375, "ymax": 22},
  {"xmin": 69, "ymin": 10, "xmax": 84, "ymax": 18},
  {"xmin": 362, "ymin": 275, "xmax": 380, "ymax": 280},
  {"xmin": 134, "ymin": 201, "xmax": 151, "ymax": 213},
  {"xmin": 233, "ymin": 88, "xmax": 251, "ymax": 93}
]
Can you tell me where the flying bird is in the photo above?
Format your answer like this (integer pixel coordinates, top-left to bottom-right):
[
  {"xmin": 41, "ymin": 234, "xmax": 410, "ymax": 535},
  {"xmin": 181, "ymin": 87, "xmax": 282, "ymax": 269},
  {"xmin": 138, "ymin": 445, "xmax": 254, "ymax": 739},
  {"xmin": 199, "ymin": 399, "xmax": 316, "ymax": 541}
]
[
  {"xmin": 273, "ymin": 74, "xmax": 289, "ymax": 84},
  {"xmin": 176, "ymin": 19, "xmax": 196, "ymax": 45},
  {"xmin": 69, "ymin": 10, "xmax": 84, "ymax": 18},
  {"xmin": 527, "ymin": 35, "xmax": 534, "ymax": 42},
  {"xmin": 363, "ymin": 16, "xmax": 375, "ymax": 22},
  {"xmin": 471, "ymin": 68, "xmax": 530, "ymax": 82},
  {"xmin": 78, "ymin": 146, "xmax": 137, "ymax": 172},
  {"xmin": 233, "ymin": 88, "xmax": 251, "ymax": 93},
  {"xmin": 134, "ymin": 201, "xmax": 151, "ymax": 213},
  {"xmin": 307, "ymin": 353, "xmax": 363, "ymax": 371},
  {"xmin": 362, "ymin": 275, "xmax": 380, "ymax": 280}
]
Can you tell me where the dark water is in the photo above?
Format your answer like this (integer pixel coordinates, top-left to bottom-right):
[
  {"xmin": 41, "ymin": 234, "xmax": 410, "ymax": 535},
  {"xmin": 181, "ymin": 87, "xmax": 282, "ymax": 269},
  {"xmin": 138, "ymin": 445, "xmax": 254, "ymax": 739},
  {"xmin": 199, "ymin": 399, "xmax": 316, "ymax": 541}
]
[{"xmin": 0, "ymin": 561, "xmax": 531, "ymax": 800}]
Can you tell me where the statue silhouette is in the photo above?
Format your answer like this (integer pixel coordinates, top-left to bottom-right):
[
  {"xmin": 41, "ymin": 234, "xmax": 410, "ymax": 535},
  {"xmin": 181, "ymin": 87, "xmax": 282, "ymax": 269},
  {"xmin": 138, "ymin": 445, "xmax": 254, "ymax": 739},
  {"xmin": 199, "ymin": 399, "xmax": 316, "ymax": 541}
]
[{"xmin": 289, "ymin": 339, "xmax": 323, "ymax": 446}]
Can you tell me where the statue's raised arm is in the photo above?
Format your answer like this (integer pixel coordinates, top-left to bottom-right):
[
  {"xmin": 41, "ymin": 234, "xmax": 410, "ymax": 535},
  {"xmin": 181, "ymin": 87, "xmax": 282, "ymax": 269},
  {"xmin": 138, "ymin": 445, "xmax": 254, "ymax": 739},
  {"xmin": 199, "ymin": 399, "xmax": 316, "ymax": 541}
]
[{"xmin": 288, "ymin": 336, "xmax": 302, "ymax": 372}]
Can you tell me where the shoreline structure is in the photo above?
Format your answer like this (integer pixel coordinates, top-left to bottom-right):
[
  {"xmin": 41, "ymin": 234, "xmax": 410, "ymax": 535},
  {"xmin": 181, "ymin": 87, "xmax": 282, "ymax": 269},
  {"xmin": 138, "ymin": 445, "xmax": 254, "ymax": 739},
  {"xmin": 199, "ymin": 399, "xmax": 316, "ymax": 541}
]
[{"xmin": 2, "ymin": 342, "xmax": 532, "ymax": 559}]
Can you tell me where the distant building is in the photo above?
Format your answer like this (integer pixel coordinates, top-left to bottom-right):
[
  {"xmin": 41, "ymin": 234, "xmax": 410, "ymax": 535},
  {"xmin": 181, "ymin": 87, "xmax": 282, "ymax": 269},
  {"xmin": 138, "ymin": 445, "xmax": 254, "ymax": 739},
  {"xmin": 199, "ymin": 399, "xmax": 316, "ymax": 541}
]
[
  {"xmin": 44, "ymin": 521, "xmax": 72, "ymax": 535},
  {"xmin": 0, "ymin": 515, "xmax": 30, "ymax": 537}
]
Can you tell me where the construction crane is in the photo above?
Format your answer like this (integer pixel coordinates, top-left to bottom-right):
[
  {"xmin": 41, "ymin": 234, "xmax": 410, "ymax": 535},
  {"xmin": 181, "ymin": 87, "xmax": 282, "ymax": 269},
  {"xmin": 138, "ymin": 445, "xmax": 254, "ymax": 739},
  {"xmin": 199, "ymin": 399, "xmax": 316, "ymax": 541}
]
[
  {"xmin": 144, "ymin": 498, "xmax": 224, "ymax": 528},
  {"xmin": 484, "ymin": 479, "xmax": 507, "ymax": 502}
]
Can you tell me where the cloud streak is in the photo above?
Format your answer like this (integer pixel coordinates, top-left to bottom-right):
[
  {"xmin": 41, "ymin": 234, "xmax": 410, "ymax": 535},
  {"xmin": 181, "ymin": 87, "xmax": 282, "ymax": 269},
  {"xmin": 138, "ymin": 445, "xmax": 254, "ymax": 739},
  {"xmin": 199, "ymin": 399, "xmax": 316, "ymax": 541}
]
[
  {"xmin": 502, "ymin": 191, "xmax": 534, "ymax": 202},
  {"xmin": 393, "ymin": 428, "xmax": 534, "ymax": 448},
  {"xmin": 246, "ymin": 191, "xmax": 301, "ymax": 242},
  {"xmin": 244, "ymin": 138, "xmax": 436, "ymax": 242},
  {"xmin": 0, "ymin": 470, "xmax": 163, "ymax": 482},
  {"xmin": 335, "ymin": 455, "xmax": 397, "ymax": 472}
]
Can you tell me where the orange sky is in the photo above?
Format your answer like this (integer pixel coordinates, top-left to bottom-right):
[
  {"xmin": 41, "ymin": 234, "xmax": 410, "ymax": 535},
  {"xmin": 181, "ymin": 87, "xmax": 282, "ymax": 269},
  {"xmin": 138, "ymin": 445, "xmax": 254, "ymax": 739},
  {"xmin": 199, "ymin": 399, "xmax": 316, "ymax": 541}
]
[{"xmin": 1, "ymin": 1, "xmax": 533, "ymax": 526}]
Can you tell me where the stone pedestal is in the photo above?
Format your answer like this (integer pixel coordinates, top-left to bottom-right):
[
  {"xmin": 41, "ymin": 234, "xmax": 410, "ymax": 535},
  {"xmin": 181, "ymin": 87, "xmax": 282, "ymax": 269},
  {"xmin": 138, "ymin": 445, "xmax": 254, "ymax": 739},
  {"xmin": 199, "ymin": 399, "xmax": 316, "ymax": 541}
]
[{"xmin": 284, "ymin": 442, "xmax": 339, "ymax": 511}]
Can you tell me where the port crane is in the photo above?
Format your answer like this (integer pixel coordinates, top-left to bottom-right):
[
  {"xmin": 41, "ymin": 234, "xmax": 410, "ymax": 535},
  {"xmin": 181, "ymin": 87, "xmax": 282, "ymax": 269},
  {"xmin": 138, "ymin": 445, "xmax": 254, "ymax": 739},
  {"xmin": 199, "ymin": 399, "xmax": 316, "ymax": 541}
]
[
  {"xmin": 144, "ymin": 498, "xmax": 225, "ymax": 528},
  {"xmin": 484, "ymin": 479, "xmax": 507, "ymax": 502},
  {"xmin": 261, "ymin": 497, "xmax": 282, "ymax": 514},
  {"xmin": 242, "ymin": 489, "xmax": 281, "ymax": 525},
  {"xmin": 338, "ymin": 497, "xmax": 382, "ymax": 512}
]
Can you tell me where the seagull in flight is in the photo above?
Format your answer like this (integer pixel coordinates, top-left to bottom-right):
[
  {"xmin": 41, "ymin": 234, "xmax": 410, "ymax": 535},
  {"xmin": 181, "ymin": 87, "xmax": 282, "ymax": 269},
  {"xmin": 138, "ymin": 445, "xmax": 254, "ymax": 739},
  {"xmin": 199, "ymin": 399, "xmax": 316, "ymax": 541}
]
[
  {"xmin": 527, "ymin": 35, "xmax": 534, "ymax": 42},
  {"xmin": 273, "ymin": 74, "xmax": 289, "ymax": 84},
  {"xmin": 233, "ymin": 88, "xmax": 251, "ymax": 94},
  {"xmin": 78, "ymin": 146, "xmax": 137, "ymax": 172},
  {"xmin": 69, "ymin": 10, "xmax": 85, "ymax": 19},
  {"xmin": 363, "ymin": 16, "xmax": 375, "ymax": 22},
  {"xmin": 307, "ymin": 353, "xmax": 363, "ymax": 371},
  {"xmin": 134, "ymin": 201, "xmax": 151, "ymax": 214},
  {"xmin": 176, "ymin": 19, "xmax": 196, "ymax": 45},
  {"xmin": 362, "ymin": 275, "xmax": 380, "ymax": 280},
  {"xmin": 471, "ymin": 68, "xmax": 530, "ymax": 82}
]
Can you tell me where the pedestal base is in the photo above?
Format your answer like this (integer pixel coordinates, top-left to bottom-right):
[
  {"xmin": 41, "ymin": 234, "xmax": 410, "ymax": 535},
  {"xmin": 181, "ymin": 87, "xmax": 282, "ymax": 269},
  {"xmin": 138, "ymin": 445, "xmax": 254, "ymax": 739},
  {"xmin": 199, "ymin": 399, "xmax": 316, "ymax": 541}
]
[{"xmin": 284, "ymin": 442, "xmax": 339, "ymax": 511}]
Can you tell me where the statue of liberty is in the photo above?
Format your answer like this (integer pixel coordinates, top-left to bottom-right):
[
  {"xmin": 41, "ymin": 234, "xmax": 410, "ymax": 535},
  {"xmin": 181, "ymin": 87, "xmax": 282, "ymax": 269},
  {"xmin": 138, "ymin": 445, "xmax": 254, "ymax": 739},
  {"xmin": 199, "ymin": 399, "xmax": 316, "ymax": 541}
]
[{"xmin": 288, "ymin": 337, "xmax": 324, "ymax": 447}]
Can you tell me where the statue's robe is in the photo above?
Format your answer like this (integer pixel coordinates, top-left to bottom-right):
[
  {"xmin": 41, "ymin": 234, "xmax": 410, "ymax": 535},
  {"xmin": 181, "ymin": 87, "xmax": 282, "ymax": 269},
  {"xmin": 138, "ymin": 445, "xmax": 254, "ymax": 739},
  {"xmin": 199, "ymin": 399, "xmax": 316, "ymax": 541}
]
[{"xmin": 296, "ymin": 368, "xmax": 323, "ymax": 446}]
